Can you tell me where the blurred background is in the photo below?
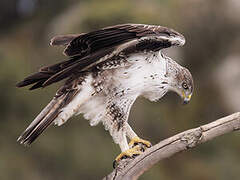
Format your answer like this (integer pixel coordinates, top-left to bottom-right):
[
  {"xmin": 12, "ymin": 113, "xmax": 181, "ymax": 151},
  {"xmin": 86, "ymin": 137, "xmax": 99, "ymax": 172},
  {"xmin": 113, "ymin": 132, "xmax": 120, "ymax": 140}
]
[{"xmin": 1, "ymin": 0, "xmax": 240, "ymax": 179}]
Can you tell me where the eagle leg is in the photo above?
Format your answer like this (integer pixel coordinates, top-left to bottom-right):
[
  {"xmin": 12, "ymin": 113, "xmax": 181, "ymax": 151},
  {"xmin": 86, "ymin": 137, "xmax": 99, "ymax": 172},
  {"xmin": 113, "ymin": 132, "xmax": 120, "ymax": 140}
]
[
  {"xmin": 113, "ymin": 124, "xmax": 152, "ymax": 168},
  {"xmin": 113, "ymin": 145, "xmax": 143, "ymax": 169},
  {"xmin": 125, "ymin": 123, "xmax": 152, "ymax": 149}
]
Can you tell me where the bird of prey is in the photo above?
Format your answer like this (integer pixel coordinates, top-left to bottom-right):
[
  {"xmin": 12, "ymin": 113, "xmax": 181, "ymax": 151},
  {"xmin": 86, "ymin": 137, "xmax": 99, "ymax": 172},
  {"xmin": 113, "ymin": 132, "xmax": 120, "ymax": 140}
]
[{"xmin": 17, "ymin": 24, "xmax": 193, "ymax": 166}]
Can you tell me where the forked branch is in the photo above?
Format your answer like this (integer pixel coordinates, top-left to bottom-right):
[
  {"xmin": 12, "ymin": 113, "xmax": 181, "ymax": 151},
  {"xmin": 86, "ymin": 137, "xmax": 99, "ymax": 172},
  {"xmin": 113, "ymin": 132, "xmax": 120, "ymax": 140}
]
[{"xmin": 103, "ymin": 112, "xmax": 240, "ymax": 180}]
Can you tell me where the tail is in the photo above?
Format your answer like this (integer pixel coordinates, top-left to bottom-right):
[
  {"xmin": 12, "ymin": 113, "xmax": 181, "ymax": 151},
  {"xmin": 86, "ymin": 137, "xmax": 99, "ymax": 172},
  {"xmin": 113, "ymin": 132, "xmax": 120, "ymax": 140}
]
[{"xmin": 17, "ymin": 88, "xmax": 79, "ymax": 145}]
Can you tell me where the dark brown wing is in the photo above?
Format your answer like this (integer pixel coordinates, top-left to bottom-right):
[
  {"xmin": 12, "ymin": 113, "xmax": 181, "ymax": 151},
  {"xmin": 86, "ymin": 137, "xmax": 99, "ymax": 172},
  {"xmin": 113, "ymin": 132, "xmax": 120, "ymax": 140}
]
[
  {"xmin": 16, "ymin": 24, "xmax": 185, "ymax": 90},
  {"xmin": 16, "ymin": 57, "xmax": 79, "ymax": 90},
  {"xmin": 16, "ymin": 47, "xmax": 115, "ymax": 89},
  {"xmin": 63, "ymin": 23, "xmax": 185, "ymax": 57}
]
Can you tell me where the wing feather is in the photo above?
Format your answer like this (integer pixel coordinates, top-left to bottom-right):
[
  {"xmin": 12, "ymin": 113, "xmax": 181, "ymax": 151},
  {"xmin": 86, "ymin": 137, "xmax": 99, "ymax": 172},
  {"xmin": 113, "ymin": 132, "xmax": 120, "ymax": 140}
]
[
  {"xmin": 64, "ymin": 28, "xmax": 136, "ymax": 57},
  {"xmin": 17, "ymin": 23, "xmax": 185, "ymax": 90},
  {"xmin": 50, "ymin": 34, "xmax": 83, "ymax": 46}
]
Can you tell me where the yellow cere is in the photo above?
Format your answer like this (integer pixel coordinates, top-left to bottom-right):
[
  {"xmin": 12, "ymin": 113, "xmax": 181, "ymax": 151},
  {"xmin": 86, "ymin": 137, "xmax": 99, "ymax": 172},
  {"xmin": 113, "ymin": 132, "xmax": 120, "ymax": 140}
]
[{"xmin": 188, "ymin": 94, "xmax": 192, "ymax": 100}]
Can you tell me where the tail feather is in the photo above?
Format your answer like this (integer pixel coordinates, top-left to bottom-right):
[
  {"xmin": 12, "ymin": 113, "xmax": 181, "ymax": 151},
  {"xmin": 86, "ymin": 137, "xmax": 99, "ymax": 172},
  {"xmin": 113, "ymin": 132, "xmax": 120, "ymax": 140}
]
[
  {"xmin": 17, "ymin": 88, "xmax": 78, "ymax": 145},
  {"xmin": 17, "ymin": 97, "xmax": 61, "ymax": 145}
]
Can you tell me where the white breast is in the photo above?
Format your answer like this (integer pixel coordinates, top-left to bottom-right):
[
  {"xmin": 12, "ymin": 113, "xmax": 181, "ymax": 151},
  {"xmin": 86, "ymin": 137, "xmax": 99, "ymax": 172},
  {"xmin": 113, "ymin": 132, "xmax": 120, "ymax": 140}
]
[
  {"xmin": 111, "ymin": 51, "xmax": 168, "ymax": 99},
  {"xmin": 53, "ymin": 51, "xmax": 168, "ymax": 127}
]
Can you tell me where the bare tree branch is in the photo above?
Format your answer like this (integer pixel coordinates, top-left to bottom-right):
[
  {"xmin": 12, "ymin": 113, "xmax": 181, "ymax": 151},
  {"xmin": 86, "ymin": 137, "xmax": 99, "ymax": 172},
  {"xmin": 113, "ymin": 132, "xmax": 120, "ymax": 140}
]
[{"xmin": 103, "ymin": 112, "xmax": 240, "ymax": 180}]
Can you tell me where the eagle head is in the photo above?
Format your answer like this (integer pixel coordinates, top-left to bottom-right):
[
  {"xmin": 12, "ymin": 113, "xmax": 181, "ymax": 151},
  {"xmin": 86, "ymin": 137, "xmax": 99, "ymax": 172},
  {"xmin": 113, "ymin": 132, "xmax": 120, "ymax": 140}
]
[{"xmin": 166, "ymin": 62, "xmax": 194, "ymax": 104}]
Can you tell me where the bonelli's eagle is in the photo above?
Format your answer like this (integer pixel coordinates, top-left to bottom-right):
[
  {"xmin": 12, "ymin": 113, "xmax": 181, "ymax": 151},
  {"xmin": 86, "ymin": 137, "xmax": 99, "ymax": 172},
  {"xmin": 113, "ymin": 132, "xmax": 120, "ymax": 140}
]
[{"xmin": 17, "ymin": 24, "xmax": 193, "ymax": 166}]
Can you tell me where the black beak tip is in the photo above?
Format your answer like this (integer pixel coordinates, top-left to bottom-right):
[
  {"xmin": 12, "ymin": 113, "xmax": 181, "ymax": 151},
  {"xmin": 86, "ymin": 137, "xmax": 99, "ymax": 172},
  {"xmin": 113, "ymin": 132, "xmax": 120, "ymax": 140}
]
[{"xmin": 183, "ymin": 99, "xmax": 190, "ymax": 105}]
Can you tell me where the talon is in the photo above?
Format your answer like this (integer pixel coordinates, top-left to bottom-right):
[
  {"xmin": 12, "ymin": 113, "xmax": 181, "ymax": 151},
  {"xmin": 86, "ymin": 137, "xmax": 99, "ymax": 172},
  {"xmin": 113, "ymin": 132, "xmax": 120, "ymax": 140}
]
[
  {"xmin": 129, "ymin": 136, "xmax": 152, "ymax": 149},
  {"xmin": 113, "ymin": 145, "xmax": 142, "ymax": 168},
  {"xmin": 113, "ymin": 160, "xmax": 117, "ymax": 169}
]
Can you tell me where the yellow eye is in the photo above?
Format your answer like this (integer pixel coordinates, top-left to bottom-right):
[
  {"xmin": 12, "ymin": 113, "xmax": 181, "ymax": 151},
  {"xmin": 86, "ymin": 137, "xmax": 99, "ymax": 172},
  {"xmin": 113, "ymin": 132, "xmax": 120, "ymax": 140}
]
[{"xmin": 182, "ymin": 82, "xmax": 188, "ymax": 90}]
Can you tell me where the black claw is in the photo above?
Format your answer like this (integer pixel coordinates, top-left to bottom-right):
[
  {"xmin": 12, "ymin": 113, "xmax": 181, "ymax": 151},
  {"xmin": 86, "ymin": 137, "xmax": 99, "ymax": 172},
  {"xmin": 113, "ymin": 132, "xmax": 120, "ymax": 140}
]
[
  {"xmin": 140, "ymin": 147, "xmax": 145, "ymax": 152},
  {"xmin": 113, "ymin": 153, "xmax": 140, "ymax": 168},
  {"xmin": 134, "ymin": 142, "xmax": 138, "ymax": 146},
  {"xmin": 132, "ymin": 154, "xmax": 140, "ymax": 158},
  {"xmin": 113, "ymin": 160, "xmax": 117, "ymax": 169},
  {"xmin": 132, "ymin": 142, "xmax": 152, "ymax": 149},
  {"xmin": 140, "ymin": 142, "xmax": 152, "ymax": 148}
]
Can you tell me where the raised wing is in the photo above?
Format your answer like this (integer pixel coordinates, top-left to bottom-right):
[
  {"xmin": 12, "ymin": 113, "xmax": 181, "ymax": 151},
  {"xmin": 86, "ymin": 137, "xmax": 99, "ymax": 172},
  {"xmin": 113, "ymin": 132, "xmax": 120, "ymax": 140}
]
[
  {"xmin": 63, "ymin": 24, "xmax": 185, "ymax": 57},
  {"xmin": 16, "ymin": 24, "xmax": 185, "ymax": 90}
]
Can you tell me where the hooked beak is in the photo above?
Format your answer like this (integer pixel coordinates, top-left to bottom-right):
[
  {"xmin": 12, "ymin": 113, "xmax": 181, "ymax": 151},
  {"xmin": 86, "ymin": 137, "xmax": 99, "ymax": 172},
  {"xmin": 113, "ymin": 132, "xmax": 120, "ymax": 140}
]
[{"xmin": 182, "ymin": 92, "xmax": 192, "ymax": 105}]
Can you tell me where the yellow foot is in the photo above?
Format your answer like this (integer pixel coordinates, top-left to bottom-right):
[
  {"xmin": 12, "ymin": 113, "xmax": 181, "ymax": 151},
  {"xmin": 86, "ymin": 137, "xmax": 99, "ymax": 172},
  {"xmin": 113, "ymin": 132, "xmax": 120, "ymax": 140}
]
[
  {"xmin": 113, "ymin": 145, "xmax": 143, "ymax": 168},
  {"xmin": 129, "ymin": 136, "xmax": 152, "ymax": 149}
]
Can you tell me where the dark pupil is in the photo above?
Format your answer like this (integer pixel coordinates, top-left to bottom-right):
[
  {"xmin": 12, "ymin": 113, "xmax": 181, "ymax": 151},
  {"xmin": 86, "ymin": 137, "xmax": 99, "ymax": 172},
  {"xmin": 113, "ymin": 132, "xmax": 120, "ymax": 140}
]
[{"xmin": 182, "ymin": 83, "xmax": 188, "ymax": 89}]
